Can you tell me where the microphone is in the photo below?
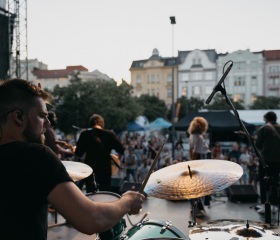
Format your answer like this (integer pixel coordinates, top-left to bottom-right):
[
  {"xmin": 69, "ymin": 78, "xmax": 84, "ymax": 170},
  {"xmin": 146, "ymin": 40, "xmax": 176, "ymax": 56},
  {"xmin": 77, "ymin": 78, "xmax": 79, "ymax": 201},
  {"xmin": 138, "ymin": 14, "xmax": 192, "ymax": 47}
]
[{"xmin": 205, "ymin": 62, "xmax": 233, "ymax": 104}]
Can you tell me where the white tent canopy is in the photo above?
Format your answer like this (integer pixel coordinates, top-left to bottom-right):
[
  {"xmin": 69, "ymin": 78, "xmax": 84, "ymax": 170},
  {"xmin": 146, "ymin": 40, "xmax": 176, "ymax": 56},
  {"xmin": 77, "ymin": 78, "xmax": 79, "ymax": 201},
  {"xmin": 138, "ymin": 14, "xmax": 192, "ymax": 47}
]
[{"xmin": 231, "ymin": 109, "xmax": 280, "ymax": 126}]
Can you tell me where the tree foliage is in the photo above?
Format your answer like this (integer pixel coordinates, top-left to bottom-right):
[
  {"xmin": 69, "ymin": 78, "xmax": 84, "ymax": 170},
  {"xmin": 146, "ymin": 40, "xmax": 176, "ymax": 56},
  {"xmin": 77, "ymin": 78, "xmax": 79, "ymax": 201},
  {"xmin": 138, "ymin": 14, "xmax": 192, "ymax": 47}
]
[
  {"xmin": 167, "ymin": 96, "xmax": 205, "ymax": 121},
  {"xmin": 204, "ymin": 93, "xmax": 245, "ymax": 110},
  {"xmin": 250, "ymin": 96, "xmax": 280, "ymax": 109},
  {"xmin": 50, "ymin": 76, "xmax": 142, "ymax": 134},
  {"xmin": 136, "ymin": 94, "xmax": 168, "ymax": 121}
]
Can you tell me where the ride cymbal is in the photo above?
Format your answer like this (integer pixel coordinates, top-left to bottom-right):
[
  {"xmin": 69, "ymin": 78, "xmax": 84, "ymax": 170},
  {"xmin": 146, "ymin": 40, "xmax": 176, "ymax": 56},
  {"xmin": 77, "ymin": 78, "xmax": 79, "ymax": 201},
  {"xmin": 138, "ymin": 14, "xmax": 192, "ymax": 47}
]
[
  {"xmin": 61, "ymin": 161, "xmax": 93, "ymax": 182},
  {"xmin": 144, "ymin": 160, "xmax": 243, "ymax": 200}
]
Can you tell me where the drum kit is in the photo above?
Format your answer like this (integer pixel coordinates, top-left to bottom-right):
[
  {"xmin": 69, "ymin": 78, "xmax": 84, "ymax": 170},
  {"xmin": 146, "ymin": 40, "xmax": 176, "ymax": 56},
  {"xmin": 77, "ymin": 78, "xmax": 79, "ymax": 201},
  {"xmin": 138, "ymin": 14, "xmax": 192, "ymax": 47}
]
[{"xmin": 49, "ymin": 157, "xmax": 280, "ymax": 240}]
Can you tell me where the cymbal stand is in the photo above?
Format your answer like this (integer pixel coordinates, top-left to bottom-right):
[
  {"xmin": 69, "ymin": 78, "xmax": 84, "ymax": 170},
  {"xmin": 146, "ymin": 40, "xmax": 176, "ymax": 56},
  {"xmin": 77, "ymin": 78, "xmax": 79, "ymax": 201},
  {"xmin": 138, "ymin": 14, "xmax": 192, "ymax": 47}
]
[{"xmin": 188, "ymin": 199, "xmax": 198, "ymax": 227}]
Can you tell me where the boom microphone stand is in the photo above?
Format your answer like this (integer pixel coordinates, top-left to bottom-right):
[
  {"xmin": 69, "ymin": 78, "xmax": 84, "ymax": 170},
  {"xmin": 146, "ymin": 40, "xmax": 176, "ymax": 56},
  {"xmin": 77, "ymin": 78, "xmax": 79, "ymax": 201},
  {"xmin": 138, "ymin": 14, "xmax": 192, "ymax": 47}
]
[{"xmin": 205, "ymin": 61, "xmax": 273, "ymax": 224}]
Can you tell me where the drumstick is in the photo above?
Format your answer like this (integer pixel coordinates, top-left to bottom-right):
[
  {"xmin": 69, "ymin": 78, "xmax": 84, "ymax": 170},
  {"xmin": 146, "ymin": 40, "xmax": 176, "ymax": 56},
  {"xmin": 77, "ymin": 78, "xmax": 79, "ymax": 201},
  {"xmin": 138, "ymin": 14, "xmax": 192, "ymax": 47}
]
[{"xmin": 138, "ymin": 143, "xmax": 165, "ymax": 194}]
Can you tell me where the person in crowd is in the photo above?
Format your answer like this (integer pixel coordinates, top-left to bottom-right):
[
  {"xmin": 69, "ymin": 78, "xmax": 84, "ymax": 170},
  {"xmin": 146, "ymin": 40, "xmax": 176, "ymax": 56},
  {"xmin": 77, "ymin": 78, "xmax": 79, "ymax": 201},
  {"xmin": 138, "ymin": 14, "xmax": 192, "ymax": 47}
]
[
  {"xmin": 188, "ymin": 117, "xmax": 209, "ymax": 160},
  {"xmin": 227, "ymin": 142, "xmax": 241, "ymax": 163},
  {"xmin": 0, "ymin": 78, "xmax": 144, "ymax": 240},
  {"xmin": 44, "ymin": 111, "xmax": 74, "ymax": 159},
  {"xmin": 124, "ymin": 147, "xmax": 138, "ymax": 182},
  {"xmin": 137, "ymin": 158, "xmax": 150, "ymax": 182},
  {"xmin": 238, "ymin": 146, "xmax": 250, "ymax": 185},
  {"xmin": 174, "ymin": 142, "xmax": 184, "ymax": 162},
  {"xmin": 211, "ymin": 142, "xmax": 222, "ymax": 159},
  {"xmin": 248, "ymin": 154, "xmax": 259, "ymax": 191},
  {"xmin": 75, "ymin": 114, "xmax": 125, "ymax": 192},
  {"xmin": 187, "ymin": 117, "xmax": 210, "ymax": 216},
  {"xmin": 255, "ymin": 111, "xmax": 280, "ymax": 214}
]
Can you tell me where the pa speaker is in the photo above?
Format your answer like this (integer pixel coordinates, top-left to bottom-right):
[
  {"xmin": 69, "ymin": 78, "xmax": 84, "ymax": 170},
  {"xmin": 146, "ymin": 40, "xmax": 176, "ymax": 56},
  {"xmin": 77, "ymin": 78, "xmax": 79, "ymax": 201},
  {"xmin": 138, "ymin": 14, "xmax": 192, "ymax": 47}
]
[{"xmin": 227, "ymin": 185, "xmax": 259, "ymax": 203}]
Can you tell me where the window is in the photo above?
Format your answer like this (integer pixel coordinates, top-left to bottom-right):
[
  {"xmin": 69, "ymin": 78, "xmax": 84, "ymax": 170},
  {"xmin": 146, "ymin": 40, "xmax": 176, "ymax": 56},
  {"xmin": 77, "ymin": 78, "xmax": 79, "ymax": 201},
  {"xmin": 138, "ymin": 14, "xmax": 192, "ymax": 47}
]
[
  {"xmin": 167, "ymin": 88, "xmax": 172, "ymax": 98},
  {"xmin": 269, "ymin": 66, "xmax": 279, "ymax": 73},
  {"xmin": 181, "ymin": 73, "xmax": 189, "ymax": 81},
  {"xmin": 251, "ymin": 76, "xmax": 257, "ymax": 85},
  {"xmin": 193, "ymin": 86, "xmax": 201, "ymax": 95},
  {"xmin": 167, "ymin": 74, "xmax": 172, "ymax": 82},
  {"xmin": 205, "ymin": 86, "xmax": 212, "ymax": 94},
  {"xmin": 136, "ymin": 75, "xmax": 141, "ymax": 83},
  {"xmin": 193, "ymin": 72, "xmax": 202, "ymax": 80},
  {"xmin": 234, "ymin": 77, "xmax": 245, "ymax": 86},
  {"xmin": 181, "ymin": 87, "xmax": 187, "ymax": 96},
  {"xmin": 205, "ymin": 72, "xmax": 213, "ymax": 80}
]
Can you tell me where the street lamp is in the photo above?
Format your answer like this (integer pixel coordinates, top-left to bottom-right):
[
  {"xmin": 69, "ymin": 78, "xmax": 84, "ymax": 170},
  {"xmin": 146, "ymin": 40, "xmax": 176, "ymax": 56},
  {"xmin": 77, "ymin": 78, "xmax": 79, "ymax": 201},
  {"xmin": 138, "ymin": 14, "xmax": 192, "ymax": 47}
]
[{"xmin": 170, "ymin": 16, "xmax": 176, "ymax": 160}]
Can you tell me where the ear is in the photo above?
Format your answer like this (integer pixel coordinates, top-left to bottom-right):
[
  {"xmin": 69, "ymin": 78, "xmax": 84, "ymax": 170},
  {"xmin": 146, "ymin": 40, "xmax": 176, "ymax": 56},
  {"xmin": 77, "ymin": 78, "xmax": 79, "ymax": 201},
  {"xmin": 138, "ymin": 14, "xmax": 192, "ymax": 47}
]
[{"xmin": 14, "ymin": 110, "xmax": 24, "ymax": 126}]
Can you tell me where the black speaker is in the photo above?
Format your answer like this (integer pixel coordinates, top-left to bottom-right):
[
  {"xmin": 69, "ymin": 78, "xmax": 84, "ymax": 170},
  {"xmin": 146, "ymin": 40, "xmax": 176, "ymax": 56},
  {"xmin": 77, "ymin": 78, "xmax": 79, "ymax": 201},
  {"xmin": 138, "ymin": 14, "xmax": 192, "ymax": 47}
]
[
  {"xmin": 227, "ymin": 185, "xmax": 259, "ymax": 203},
  {"xmin": 120, "ymin": 181, "xmax": 142, "ymax": 194},
  {"xmin": 111, "ymin": 178, "xmax": 123, "ymax": 195}
]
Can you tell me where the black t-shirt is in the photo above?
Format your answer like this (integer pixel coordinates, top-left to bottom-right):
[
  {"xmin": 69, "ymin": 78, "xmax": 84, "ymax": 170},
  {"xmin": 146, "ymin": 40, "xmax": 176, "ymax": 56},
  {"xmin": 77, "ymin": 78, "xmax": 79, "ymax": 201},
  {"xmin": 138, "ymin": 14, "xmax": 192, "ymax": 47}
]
[
  {"xmin": 0, "ymin": 141, "xmax": 72, "ymax": 240},
  {"xmin": 75, "ymin": 128, "xmax": 124, "ymax": 174}
]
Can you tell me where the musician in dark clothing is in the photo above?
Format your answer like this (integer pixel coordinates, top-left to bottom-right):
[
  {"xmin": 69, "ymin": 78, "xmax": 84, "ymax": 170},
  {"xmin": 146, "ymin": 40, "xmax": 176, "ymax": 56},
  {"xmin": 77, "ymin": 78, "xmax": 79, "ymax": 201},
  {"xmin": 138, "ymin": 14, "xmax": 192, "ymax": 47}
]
[
  {"xmin": 75, "ymin": 114, "xmax": 124, "ymax": 192},
  {"xmin": 255, "ymin": 111, "xmax": 280, "ymax": 214}
]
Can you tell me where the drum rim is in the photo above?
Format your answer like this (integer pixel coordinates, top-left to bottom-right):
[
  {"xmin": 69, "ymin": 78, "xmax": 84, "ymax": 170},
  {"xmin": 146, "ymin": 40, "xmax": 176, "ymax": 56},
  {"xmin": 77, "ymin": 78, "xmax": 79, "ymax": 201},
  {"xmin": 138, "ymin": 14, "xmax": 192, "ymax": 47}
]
[{"xmin": 85, "ymin": 191, "xmax": 121, "ymax": 198}]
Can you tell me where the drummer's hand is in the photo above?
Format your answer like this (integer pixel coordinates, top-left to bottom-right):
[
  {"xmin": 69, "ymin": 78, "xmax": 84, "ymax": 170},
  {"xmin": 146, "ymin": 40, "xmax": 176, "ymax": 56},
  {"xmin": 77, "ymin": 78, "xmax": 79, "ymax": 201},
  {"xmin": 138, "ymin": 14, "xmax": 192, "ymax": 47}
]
[{"xmin": 122, "ymin": 191, "xmax": 145, "ymax": 215}]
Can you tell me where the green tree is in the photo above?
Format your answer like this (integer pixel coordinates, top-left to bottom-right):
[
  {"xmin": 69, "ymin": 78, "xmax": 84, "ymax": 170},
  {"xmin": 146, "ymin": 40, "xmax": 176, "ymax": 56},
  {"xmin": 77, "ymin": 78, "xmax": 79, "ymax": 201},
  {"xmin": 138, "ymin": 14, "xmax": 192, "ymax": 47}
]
[
  {"xmin": 204, "ymin": 93, "xmax": 244, "ymax": 110},
  {"xmin": 167, "ymin": 96, "xmax": 205, "ymax": 121},
  {"xmin": 50, "ymin": 76, "xmax": 142, "ymax": 134},
  {"xmin": 250, "ymin": 96, "xmax": 280, "ymax": 109},
  {"xmin": 136, "ymin": 94, "xmax": 168, "ymax": 121}
]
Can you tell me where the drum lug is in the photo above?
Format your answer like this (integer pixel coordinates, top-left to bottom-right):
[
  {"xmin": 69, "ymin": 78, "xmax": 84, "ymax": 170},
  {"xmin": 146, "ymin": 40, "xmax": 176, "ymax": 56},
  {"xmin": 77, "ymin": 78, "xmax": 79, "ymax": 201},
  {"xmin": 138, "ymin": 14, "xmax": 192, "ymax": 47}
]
[{"xmin": 160, "ymin": 220, "xmax": 173, "ymax": 234}]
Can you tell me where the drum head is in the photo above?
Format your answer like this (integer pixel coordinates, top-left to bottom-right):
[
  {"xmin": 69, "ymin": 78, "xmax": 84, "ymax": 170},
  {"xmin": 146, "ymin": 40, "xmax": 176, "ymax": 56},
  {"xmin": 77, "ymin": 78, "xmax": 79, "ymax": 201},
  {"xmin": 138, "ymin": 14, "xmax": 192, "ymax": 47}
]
[{"xmin": 189, "ymin": 219, "xmax": 280, "ymax": 240}]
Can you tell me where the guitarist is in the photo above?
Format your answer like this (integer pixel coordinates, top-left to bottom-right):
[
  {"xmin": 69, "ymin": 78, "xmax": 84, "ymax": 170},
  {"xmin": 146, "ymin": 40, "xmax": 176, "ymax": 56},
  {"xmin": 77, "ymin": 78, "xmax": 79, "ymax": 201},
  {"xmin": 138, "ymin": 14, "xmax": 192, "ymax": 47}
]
[{"xmin": 75, "ymin": 114, "xmax": 124, "ymax": 193}]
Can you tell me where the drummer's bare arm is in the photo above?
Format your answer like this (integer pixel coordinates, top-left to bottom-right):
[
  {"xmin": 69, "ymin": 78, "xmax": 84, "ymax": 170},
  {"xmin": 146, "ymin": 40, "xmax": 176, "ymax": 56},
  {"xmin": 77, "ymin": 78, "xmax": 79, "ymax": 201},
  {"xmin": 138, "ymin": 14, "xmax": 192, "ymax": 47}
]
[{"xmin": 47, "ymin": 182, "xmax": 144, "ymax": 235}]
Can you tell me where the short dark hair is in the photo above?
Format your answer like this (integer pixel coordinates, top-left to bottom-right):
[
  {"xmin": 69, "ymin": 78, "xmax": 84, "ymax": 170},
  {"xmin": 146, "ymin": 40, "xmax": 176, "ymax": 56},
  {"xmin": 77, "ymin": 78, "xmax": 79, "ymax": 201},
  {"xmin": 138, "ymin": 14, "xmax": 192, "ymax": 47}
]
[
  {"xmin": 264, "ymin": 111, "xmax": 277, "ymax": 123},
  {"xmin": 0, "ymin": 78, "xmax": 52, "ymax": 123},
  {"xmin": 89, "ymin": 114, "xmax": 104, "ymax": 128}
]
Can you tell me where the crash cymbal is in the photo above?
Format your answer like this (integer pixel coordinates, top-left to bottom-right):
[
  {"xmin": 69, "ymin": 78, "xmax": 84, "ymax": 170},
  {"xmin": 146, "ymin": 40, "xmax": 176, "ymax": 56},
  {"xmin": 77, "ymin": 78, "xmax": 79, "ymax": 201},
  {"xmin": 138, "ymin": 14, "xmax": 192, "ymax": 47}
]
[
  {"xmin": 61, "ymin": 161, "xmax": 93, "ymax": 182},
  {"xmin": 144, "ymin": 160, "xmax": 243, "ymax": 200}
]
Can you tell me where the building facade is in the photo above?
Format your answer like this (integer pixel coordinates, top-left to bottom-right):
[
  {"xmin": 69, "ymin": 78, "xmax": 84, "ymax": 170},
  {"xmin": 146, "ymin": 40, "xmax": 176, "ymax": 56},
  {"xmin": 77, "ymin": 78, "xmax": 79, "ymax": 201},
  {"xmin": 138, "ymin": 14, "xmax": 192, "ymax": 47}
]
[
  {"xmin": 217, "ymin": 49, "xmax": 264, "ymax": 107},
  {"xmin": 130, "ymin": 48, "xmax": 178, "ymax": 108},
  {"xmin": 263, "ymin": 50, "xmax": 280, "ymax": 97},
  {"xmin": 130, "ymin": 48, "xmax": 278, "ymax": 109},
  {"xmin": 178, "ymin": 49, "xmax": 217, "ymax": 101}
]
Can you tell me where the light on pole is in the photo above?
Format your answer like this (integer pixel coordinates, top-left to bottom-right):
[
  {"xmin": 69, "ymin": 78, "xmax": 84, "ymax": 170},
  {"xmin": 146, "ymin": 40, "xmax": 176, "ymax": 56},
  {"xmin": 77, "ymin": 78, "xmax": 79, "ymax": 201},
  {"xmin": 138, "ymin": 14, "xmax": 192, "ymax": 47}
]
[{"xmin": 170, "ymin": 16, "xmax": 176, "ymax": 160}]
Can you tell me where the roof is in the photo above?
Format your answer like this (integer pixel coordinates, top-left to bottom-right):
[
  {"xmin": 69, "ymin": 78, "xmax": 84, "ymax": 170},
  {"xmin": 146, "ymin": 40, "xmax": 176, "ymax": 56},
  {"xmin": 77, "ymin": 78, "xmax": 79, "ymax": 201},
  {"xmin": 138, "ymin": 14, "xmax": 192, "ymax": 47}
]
[
  {"xmin": 263, "ymin": 50, "xmax": 280, "ymax": 60},
  {"xmin": 32, "ymin": 65, "xmax": 88, "ymax": 78}
]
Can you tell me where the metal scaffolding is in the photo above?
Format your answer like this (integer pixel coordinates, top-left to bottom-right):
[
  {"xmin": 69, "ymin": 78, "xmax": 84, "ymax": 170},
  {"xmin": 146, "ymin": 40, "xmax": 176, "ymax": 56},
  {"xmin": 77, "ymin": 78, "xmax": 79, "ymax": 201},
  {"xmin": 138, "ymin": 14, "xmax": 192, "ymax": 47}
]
[{"xmin": 7, "ymin": 0, "xmax": 28, "ymax": 79}]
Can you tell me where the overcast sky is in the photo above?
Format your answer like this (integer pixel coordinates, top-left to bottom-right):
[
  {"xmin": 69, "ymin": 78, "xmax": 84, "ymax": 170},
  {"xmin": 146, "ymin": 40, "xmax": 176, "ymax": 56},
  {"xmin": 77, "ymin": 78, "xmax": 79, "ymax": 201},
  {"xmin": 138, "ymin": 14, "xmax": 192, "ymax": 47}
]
[{"xmin": 27, "ymin": 0, "xmax": 280, "ymax": 83}]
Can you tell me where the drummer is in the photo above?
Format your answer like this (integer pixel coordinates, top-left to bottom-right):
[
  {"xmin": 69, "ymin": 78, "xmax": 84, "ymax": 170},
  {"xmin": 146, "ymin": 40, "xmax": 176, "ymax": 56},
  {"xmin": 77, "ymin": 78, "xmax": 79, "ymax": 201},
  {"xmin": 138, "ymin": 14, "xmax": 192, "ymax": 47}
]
[{"xmin": 0, "ymin": 78, "xmax": 145, "ymax": 240}]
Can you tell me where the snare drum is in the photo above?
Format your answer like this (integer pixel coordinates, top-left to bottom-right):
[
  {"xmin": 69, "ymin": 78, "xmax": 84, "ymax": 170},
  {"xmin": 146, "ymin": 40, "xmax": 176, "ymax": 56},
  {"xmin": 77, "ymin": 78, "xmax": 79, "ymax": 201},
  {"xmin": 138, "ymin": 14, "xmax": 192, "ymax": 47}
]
[
  {"xmin": 86, "ymin": 191, "xmax": 126, "ymax": 240},
  {"xmin": 189, "ymin": 219, "xmax": 280, "ymax": 240},
  {"xmin": 121, "ymin": 219, "xmax": 189, "ymax": 239}
]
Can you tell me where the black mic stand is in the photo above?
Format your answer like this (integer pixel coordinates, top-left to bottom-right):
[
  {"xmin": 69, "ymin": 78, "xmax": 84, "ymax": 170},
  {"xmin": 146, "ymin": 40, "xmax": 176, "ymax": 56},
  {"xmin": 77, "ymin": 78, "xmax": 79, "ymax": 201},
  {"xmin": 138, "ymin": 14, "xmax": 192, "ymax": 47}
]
[{"xmin": 207, "ymin": 84, "xmax": 273, "ymax": 224}]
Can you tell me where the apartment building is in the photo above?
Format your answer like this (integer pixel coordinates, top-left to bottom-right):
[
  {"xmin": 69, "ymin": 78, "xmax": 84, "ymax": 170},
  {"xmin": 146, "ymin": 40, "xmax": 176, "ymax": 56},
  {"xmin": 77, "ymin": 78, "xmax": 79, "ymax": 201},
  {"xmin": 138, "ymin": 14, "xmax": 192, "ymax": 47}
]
[
  {"xmin": 263, "ymin": 50, "xmax": 280, "ymax": 97},
  {"xmin": 130, "ymin": 48, "xmax": 178, "ymax": 108},
  {"xmin": 178, "ymin": 49, "xmax": 217, "ymax": 101},
  {"xmin": 217, "ymin": 49, "xmax": 264, "ymax": 107},
  {"xmin": 130, "ymin": 48, "xmax": 279, "ymax": 108}
]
